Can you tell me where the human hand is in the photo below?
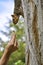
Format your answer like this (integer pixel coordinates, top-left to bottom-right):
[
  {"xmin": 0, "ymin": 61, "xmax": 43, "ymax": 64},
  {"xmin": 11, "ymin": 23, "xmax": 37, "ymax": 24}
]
[{"xmin": 6, "ymin": 33, "xmax": 18, "ymax": 54}]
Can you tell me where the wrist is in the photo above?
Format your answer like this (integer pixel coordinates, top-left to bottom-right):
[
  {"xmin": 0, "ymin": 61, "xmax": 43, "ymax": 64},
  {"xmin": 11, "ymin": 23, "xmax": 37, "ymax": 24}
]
[{"xmin": 5, "ymin": 46, "xmax": 11, "ymax": 55}]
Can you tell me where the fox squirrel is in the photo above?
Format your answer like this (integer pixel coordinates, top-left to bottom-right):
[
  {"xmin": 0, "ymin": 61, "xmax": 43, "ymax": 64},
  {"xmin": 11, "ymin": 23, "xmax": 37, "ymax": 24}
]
[{"xmin": 11, "ymin": 0, "xmax": 24, "ymax": 24}]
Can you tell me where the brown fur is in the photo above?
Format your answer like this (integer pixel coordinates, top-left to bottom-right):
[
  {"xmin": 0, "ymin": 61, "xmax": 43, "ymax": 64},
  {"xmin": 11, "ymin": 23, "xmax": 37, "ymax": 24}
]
[{"xmin": 12, "ymin": 0, "xmax": 24, "ymax": 24}]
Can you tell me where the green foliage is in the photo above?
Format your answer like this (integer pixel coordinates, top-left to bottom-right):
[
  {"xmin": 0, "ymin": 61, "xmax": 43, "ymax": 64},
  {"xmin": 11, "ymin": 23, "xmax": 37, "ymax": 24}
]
[
  {"xmin": 14, "ymin": 60, "xmax": 25, "ymax": 65},
  {"xmin": 0, "ymin": 18, "xmax": 26, "ymax": 65},
  {"xmin": 0, "ymin": 51, "xmax": 3, "ymax": 58}
]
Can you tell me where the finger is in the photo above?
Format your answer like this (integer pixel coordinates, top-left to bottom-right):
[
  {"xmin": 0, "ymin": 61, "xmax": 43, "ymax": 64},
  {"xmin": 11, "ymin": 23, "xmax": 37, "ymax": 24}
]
[
  {"xmin": 10, "ymin": 33, "xmax": 16, "ymax": 44},
  {"xmin": 11, "ymin": 32, "xmax": 16, "ymax": 39},
  {"xmin": 14, "ymin": 40, "xmax": 16, "ymax": 46},
  {"xmin": 16, "ymin": 41, "xmax": 18, "ymax": 49},
  {"xmin": 16, "ymin": 41, "xmax": 18, "ymax": 47},
  {"xmin": 14, "ymin": 40, "xmax": 18, "ymax": 47}
]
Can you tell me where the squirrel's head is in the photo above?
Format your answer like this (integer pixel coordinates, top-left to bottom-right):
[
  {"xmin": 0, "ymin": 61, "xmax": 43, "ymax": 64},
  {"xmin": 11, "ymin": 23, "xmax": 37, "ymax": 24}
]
[{"xmin": 11, "ymin": 14, "xmax": 19, "ymax": 24}]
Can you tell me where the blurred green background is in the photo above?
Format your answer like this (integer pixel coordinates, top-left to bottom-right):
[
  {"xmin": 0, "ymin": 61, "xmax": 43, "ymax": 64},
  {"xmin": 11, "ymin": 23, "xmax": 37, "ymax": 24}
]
[{"xmin": 0, "ymin": 17, "xmax": 26, "ymax": 65}]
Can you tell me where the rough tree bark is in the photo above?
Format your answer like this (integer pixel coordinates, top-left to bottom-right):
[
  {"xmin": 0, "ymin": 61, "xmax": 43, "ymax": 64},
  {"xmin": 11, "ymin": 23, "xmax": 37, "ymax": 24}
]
[
  {"xmin": 40, "ymin": 0, "xmax": 43, "ymax": 65},
  {"xmin": 12, "ymin": 0, "xmax": 43, "ymax": 65},
  {"xmin": 21, "ymin": 0, "xmax": 43, "ymax": 65}
]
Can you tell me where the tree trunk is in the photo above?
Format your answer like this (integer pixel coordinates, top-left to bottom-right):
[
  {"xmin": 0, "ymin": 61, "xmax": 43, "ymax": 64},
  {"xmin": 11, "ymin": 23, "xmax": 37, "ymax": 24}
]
[
  {"xmin": 40, "ymin": 0, "xmax": 43, "ymax": 65},
  {"xmin": 21, "ymin": 0, "xmax": 43, "ymax": 65},
  {"xmin": 13, "ymin": 0, "xmax": 43, "ymax": 65}
]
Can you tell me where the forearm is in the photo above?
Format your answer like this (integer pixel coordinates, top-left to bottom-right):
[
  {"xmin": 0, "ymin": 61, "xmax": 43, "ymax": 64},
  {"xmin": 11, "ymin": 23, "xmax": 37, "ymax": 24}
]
[
  {"xmin": 0, "ymin": 47, "xmax": 11, "ymax": 65},
  {"xmin": 0, "ymin": 33, "xmax": 18, "ymax": 65}
]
